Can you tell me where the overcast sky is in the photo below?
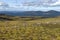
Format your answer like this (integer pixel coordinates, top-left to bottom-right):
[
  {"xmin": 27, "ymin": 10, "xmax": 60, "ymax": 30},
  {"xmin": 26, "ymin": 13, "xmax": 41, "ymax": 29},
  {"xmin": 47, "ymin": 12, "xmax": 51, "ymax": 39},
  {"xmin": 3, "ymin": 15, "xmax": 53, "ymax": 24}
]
[{"xmin": 0, "ymin": 0, "xmax": 60, "ymax": 11}]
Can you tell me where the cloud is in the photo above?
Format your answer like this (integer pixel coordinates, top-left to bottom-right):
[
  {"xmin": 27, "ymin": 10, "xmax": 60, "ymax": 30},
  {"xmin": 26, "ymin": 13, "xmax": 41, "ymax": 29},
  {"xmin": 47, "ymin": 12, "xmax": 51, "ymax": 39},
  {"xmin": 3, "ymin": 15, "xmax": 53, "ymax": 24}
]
[
  {"xmin": 0, "ymin": 2, "xmax": 9, "ymax": 8},
  {"xmin": 0, "ymin": 1, "xmax": 9, "ymax": 11},
  {"xmin": 0, "ymin": 0, "xmax": 60, "ymax": 11},
  {"xmin": 20, "ymin": 0, "xmax": 58, "ymax": 7},
  {"xmin": 50, "ymin": 0, "xmax": 60, "ymax": 6}
]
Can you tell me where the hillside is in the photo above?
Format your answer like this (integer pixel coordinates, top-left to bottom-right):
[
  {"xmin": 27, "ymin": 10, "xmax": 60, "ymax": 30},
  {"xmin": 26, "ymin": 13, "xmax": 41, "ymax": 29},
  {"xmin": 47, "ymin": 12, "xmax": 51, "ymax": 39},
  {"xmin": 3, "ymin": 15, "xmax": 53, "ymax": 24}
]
[
  {"xmin": 0, "ymin": 14, "xmax": 50, "ymax": 21},
  {"xmin": 0, "ymin": 10, "xmax": 60, "ymax": 17},
  {"xmin": 0, "ymin": 14, "xmax": 60, "ymax": 40}
]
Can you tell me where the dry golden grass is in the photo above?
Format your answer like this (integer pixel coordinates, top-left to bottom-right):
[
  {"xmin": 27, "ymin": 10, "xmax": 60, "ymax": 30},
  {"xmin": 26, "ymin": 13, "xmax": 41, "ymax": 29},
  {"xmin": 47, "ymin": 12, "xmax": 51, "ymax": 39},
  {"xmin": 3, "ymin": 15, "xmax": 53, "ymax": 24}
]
[{"xmin": 0, "ymin": 17, "xmax": 60, "ymax": 40}]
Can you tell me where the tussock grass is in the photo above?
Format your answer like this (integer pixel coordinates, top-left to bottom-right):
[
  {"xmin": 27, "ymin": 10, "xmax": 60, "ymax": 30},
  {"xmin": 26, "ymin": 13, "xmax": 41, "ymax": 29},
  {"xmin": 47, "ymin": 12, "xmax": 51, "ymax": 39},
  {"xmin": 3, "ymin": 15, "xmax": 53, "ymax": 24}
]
[{"xmin": 0, "ymin": 16, "xmax": 60, "ymax": 40}]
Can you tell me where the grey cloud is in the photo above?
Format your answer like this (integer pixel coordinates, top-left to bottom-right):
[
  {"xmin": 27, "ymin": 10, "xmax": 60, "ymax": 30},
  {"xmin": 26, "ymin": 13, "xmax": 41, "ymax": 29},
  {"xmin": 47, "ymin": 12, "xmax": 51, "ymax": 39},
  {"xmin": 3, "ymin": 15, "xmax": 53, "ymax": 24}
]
[
  {"xmin": 21, "ymin": 0, "xmax": 57, "ymax": 7},
  {"xmin": 0, "ymin": 2, "xmax": 9, "ymax": 8}
]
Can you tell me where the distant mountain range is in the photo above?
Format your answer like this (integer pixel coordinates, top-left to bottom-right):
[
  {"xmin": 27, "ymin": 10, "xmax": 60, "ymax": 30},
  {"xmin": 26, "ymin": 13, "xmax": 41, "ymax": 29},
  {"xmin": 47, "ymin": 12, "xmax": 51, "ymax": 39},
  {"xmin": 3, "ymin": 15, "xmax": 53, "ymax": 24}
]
[{"xmin": 0, "ymin": 10, "xmax": 60, "ymax": 17}]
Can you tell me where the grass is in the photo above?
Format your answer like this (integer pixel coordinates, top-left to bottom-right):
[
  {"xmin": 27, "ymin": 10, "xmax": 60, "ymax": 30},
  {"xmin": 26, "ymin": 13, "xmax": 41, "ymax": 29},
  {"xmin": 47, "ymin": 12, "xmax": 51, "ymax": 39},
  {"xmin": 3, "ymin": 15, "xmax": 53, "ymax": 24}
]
[{"xmin": 0, "ymin": 16, "xmax": 60, "ymax": 40}]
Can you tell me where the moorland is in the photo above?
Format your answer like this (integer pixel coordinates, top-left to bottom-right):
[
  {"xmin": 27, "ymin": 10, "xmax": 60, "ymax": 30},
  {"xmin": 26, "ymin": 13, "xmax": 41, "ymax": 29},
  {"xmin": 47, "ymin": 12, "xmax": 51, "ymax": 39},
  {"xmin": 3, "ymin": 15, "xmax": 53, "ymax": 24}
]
[{"xmin": 0, "ymin": 14, "xmax": 60, "ymax": 40}]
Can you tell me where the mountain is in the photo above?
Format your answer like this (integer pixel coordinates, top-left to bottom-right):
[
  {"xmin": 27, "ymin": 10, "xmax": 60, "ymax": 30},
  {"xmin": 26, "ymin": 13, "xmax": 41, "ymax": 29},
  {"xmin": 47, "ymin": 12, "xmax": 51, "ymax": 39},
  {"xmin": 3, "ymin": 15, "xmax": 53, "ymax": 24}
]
[{"xmin": 0, "ymin": 10, "xmax": 60, "ymax": 17}]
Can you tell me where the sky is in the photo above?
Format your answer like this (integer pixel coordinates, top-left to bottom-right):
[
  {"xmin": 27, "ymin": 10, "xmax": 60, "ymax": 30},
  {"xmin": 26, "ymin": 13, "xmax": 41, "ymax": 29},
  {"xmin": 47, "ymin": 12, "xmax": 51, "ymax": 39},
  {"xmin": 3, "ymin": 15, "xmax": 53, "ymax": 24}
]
[{"xmin": 0, "ymin": 0, "xmax": 60, "ymax": 11}]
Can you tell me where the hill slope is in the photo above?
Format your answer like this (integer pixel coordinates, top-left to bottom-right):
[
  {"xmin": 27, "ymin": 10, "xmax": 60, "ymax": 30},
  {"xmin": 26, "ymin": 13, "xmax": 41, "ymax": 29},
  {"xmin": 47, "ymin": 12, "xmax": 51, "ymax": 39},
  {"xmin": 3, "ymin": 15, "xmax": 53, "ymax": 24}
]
[{"xmin": 0, "ymin": 10, "xmax": 60, "ymax": 17}]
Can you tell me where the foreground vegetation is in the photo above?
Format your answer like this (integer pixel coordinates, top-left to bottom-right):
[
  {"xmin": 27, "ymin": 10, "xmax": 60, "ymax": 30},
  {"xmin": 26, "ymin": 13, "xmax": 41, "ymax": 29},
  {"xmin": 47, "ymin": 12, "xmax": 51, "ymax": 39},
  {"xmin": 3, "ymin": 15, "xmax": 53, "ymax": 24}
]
[{"xmin": 0, "ymin": 15, "xmax": 60, "ymax": 40}]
